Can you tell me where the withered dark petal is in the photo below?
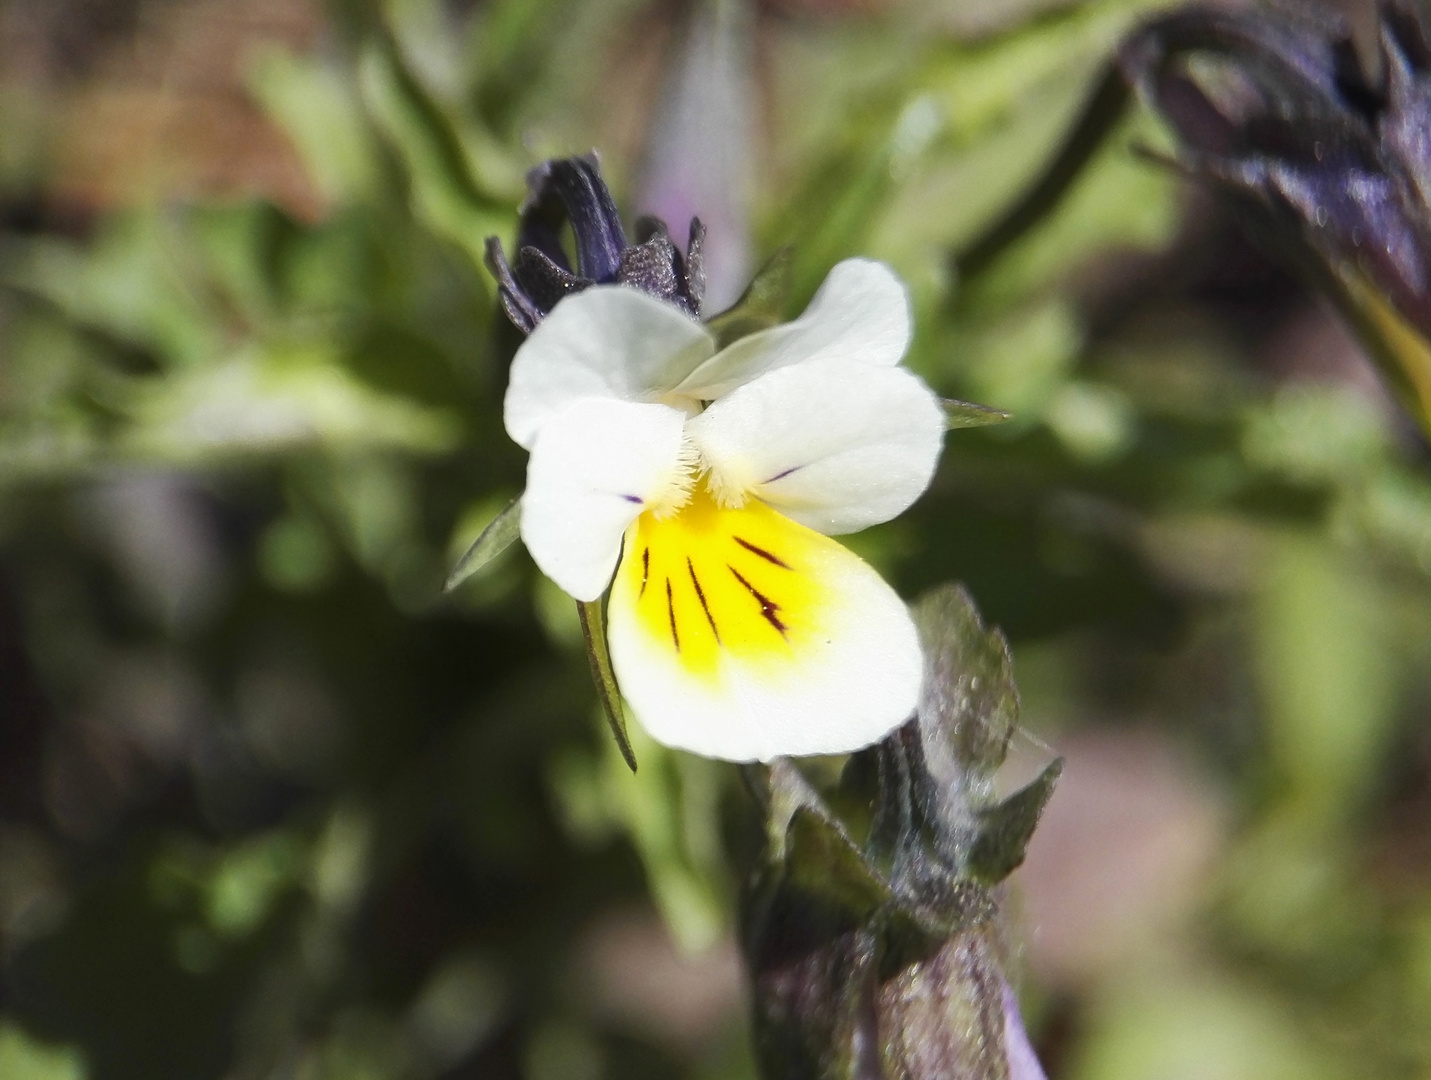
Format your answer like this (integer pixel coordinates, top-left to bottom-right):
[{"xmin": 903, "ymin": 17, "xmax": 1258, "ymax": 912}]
[
  {"xmin": 486, "ymin": 156, "xmax": 705, "ymax": 333},
  {"xmin": 631, "ymin": 214, "xmax": 670, "ymax": 244},
  {"xmin": 1381, "ymin": 6, "xmax": 1431, "ymax": 205},
  {"xmin": 617, "ymin": 228, "xmax": 699, "ymax": 317},
  {"xmin": 684, "ymin": 217, "xmax": 707, "ymax": 312},
  {"xmin": 1122, "ymin": 0, "xmax": 1431, "ymax": 348},
  {"xmin": 484, "ymin": 237, "xmax": 540, "ymax": 335},
  {"xmin": 513, "ymin": 175, "xmax": 574, "ymax": 275},
  {"xmin": 512, "ymin": 246, "xmax": 590, "ymax": 313},
  {"xmin": 522, "ymin": 157, "xmax": 627, "ymax": 282},
  {"xmin": 1118, "ymin": 5, "xmax": 1349, "ymax": 118}
]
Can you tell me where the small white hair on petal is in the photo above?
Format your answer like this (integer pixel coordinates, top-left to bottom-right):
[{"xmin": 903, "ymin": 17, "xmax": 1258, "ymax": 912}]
[{"xmin": 646, "ymin": 435, "xmax": 701, "ymax": 519}]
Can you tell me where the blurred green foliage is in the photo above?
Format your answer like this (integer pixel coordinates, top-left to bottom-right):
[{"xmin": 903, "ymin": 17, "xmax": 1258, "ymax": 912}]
[{"xmin": 1, "ymin": 0, "xmax": 1431, "ymax": 1078}]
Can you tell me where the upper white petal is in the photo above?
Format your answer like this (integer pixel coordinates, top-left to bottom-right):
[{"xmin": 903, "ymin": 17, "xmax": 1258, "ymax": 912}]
[
  {"xmin": 504, "ymin": 286, "xmax": 716, "ymax": 450},
  {"xmin": 520, "ymin": 398, "xmax": 690, "ymax": 601},
  {"xmin": 686, "ymin": 358, "xmax": 944, "ymax": 535},
  {"xmin": 673, "ymin": 258, "xmax": 911, "ymax": 400}
]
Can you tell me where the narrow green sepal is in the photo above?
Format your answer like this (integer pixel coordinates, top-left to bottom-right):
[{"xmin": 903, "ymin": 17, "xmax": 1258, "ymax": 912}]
[
  {"xmin": 705, "ymin": 248, "xmax": 794, "ymax": 349},
  {"xmin": 966, "ymin": 758, "xmax": 1064, "ymax": 884},
  {"xmin": 941, "ymin": 398, "xmax": 1012, "ymax": 430},
  {"xmin": 577, "ymin": 597, "xmax": 637, "ymax": 773},
  {"xmin": 443, "ymin": 497, "xmax": 522, "ymax": 593},
  {"xmin": 784, "ymin": 806, "xmax": 894, "ymax": 918}
]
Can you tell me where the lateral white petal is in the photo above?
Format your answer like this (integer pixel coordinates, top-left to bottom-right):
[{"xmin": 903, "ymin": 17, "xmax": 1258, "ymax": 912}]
[
  {"xmin": 504, "ymin": 286, "xmax": 716, "ymax": 449},
  {"xmin": 686, "ymin": 359, "xmax": 944, "ymax": 535},
  {"xmin": 674, "ymin": 258, "xmax": 911, "ymax": 400},
  {"xmin": 520, "ymin": 398, "xmax": 690, "ymax": 602},
  {"xmin": 604, "ymin": 496, "xmax": 922, "ymax": 761}
]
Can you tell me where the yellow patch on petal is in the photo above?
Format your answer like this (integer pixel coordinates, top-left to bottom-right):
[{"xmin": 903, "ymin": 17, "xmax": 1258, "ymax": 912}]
[
  {"xmin": 612, "ymin": 484, "xmax": 840, "ymax": 679},
  {"xmin": 605, "ymin": 481, "xmax": 922, "ymax": 760}
]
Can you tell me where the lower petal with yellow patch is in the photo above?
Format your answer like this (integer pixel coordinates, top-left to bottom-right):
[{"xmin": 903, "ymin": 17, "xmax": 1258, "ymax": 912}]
[{"xmin": 604, "ymin": 485, "xmax": 921, "ymax": 761}]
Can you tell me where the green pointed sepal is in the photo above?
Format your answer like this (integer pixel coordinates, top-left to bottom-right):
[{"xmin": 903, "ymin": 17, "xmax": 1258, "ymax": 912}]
[
  {"xmin": 705, "ymin": 248, "xmax": 794, "ymax": 349},
  {"xmin": 966, "ymin": 758, "xmax": 1064, "ymax": 885},
  {"xmin": 942, "ymin": 398, "xmax": 1012, "ymax": 431},
  {"xmin": 912, "ymin": 582, "xmax": 1020, "ymax": 783},
  {"xmin": 577, "ymin": 596, "xmax": 637, "ymax": 773},
  {"xmin": 444, "ymin": 497, "xmax": 522, "ymax": 593}
]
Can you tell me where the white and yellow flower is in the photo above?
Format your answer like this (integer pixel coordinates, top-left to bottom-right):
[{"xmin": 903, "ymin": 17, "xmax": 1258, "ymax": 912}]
[{"xmin": 506, "ymin": 258, "xmax": 945, "ymax": 762}]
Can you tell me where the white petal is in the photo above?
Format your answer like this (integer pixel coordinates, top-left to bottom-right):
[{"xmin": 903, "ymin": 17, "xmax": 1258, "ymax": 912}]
[
  {"xmin": 674, "ymin": 258, "xmax": 911, "ymax": 400},
  {"xmin": 605, "ymin": 490, "xmax": 921, "ymax": 761},
  {"xmin": 686, "ymin": 359, "xmax": 944, "ymax": 535},
  {"xmin": 521, "ymin": 398, "xmax": 690, "ymax": 602},
  {"xmin": 504, "ymin": 286, "xmax": 716, "ymax": 450}
]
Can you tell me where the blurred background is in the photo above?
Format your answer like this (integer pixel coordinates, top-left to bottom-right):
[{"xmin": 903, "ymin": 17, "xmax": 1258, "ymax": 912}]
[{"xmin": 1, "ymin": 0, "xmax": 1430, "ymax": 1077}]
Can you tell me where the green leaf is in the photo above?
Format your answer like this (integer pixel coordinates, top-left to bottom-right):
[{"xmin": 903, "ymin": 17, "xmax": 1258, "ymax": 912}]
[
  {"xmin": 116, "ymin": 343, "xmax": 461, "ymax": 463},
  {"xmin": 760, "ymin": 758, "xmax": 893, "ymax": 914},
  {"xmin": 358, "ymin": 35, "xmax": 505, "ymax": 272},
  {"xmin": 784, "ymin": 806, "xmax": 894, "ymax": 920},
  {"xmin": 704, "ymin": 247, "xmax": 794, "ymax": 348},
  {"xmin": 249, "ymin": 47, "xmax": 378, "ymax": 206},
  {"xmin": 966, "ymin": 758, "xmax": 1063, "ymax": 884},
  {"xmin": 958, "ymin": 110, "xmax": 1179, "ymax": 315},
  {"xmin": 784, "ymin": 99, "xmax": 934, "ymax": 303},
  {"xmin": 577, "ymin": 597, "xmax": 637, "ymax": 773},
  {"xmin": 951, "ymin": 63, "xmax": 1130, "ymax": 280},
  {"xmin": 957, "ymin": 299, "xmax": 1083, "ymax": 419},
  {"xmin": 550, "ymin": 726, "xmax": 727, "ymax": 952},
  {"xmin": 912, "ymin": 584, "xmax": 1020, "ymax": 790},
  {"xmin": 941, "ymin": 398, "xmax": 1012, "ymax": 430},
  {"xmin": 444, "ymin": 497, "xmax": 522, "ymax": 593},
  {"xmin": 3, "ymin": 216, "xmax": 220, "ymax": 368},
  {"xmin": 1254, "ymin": 536, "xmax": 1400, "ymax": 812},
  {"xmin": 0, "ymin": 1023, "xmax": 86, "ymax": 1080}
]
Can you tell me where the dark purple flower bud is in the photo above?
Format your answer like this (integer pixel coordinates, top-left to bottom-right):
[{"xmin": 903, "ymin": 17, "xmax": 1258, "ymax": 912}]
[
  {"xmin": 741, "ymin": 587, "xmax": 1060, "ymax": 1080},
  {"xmin": 1120, "ymin": 0, "xmax": 1431, "ymax": 429},
  {"xmin": 485, "ymin": 155, "xmax": 706, "ymax": 334}
]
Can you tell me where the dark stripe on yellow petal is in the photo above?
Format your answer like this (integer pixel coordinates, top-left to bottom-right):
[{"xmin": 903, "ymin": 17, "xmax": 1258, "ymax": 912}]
[
  {"xmin": 688, "ymin": 557, "xmax": 721, "ymax": 643},
  {"xmin": 666, "ymin": 578, "xmax": 680, "ymax": 651},
  {"xmin": 612, "ymin": 485, "xmax": 834, "ymax": 679},
  {"xmin": 730, "ymin": 566, "xmax": 787, "ymax": 636},
  {"xmin": 734, "ymin": 536, "xmax": 791, "ymax": 569}
]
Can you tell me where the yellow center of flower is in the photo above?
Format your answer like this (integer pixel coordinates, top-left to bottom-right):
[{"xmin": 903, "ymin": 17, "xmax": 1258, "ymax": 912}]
[{"xmin": 612, "ymin": 483, "xmax": 838, "ymax": 679}]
